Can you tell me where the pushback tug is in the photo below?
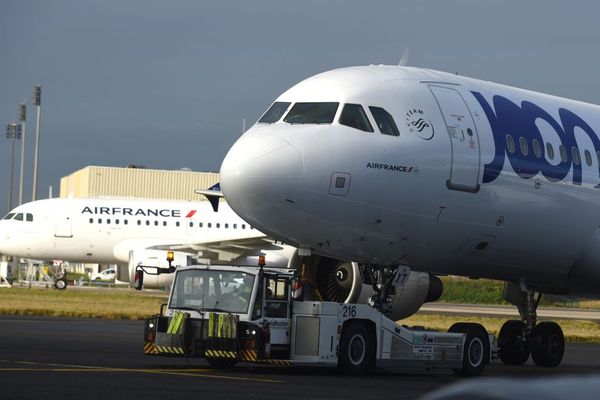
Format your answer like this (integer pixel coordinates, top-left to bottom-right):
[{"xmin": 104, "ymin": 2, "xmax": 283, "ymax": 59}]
[{"xmin": 135, "ymin": 254, "xmax": 493, "ymax": 375}]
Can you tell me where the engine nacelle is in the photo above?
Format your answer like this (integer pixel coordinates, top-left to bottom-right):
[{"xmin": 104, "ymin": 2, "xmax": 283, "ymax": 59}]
[{"xmin": 286, "ymin": 249, "xmax": 443, "ymax": 320}]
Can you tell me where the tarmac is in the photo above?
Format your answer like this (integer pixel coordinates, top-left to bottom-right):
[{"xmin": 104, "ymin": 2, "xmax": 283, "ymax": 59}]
[{"xmin": 1, "ymin": 315, "xmax": 599, "ymax": 400}]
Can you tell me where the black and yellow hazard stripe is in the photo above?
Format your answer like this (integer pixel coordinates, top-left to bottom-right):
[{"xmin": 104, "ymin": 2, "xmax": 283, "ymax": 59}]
[
  {"xmin": 262, "ymin": 360, "xmax": 292, "ymax": 367},
  {"xmin": 239, "ymin": 350, "xmax": 258, "ymax": 361},
  {"xmin": 154, "ymin": 345, "xmax": 185, "ymax": 355},
  {"xmin": 144, "ymin": 341, "xmax": 155, "ymax": 354},
  {"xmin": 205, "ymin": 349, "xmax": 237, "ymax": 358}
]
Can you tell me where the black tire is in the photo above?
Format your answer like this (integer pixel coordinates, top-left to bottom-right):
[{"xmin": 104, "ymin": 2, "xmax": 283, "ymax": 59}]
[
  {"xmin": 449, "ymin": 323, "xmax": 489, "ymax": 377},
  {"xmin": 498, "ymin": 320, "xmax": 530, "ymax": 365},
  {"xmin": 530, "ymin": 321, "xmax": 564, "ymax": 367},
  {"xmin": 338, "ymin": 322, "xmax": 374, "ymax": 375},
  {"xmin": 54, "ymin": 279, "xmax": 67, "ymax": 290}
]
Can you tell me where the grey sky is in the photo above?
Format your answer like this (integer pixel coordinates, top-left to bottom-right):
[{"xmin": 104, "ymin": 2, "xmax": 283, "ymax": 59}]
[{"xmin": 1, "ymin": 0, "xmax": 599, "ymax": 212}]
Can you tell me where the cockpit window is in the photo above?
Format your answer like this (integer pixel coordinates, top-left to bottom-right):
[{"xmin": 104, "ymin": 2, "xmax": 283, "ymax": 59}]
[
  {"xmin": 284, "ymin": 102, "xmax": 339, "ymax": 124},
  {"xmin": 369, "ymin": 106, "xmax": 400, "ymax": 136},
  {"xmin": 26, "ymin": 213, "xmax": 33, "ymax": 222},
  {"xmin": 3, "ymin": 213, "xmax": 15, "ymax": 220},
  {"xmin": 339, "ymin": 104, "xmax": 374, "ymax": 133},
  {"xmin": 258, "ymin": 102, "xmax": 291, "ymax": 124},
  {"xmin": 14, "ymin": 213, "xmax": 23, "ymax": 221}
]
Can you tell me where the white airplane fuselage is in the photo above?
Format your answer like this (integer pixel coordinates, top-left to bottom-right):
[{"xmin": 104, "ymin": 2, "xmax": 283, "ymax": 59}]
[
  {"xmin": 220, "ymin": 65, "xmax": 600, "ymax": 297},
  {"xmin": 0, "ymin": 197, "xmax": 263, "ymax": 264}
]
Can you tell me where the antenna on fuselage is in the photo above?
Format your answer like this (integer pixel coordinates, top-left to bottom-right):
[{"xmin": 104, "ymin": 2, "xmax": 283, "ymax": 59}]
[{"xmin": 398, "ymin": 48, "xmax": 410, "ymax": 66}]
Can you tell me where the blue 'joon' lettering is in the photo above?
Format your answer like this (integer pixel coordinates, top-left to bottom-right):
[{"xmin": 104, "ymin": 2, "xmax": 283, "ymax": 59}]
[{"xmin": 471, "ymin": 91, "xmax": 600, "ymax": 186}]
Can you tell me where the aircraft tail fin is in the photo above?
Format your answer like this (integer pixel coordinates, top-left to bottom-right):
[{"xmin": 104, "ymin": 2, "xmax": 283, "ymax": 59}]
[{"xmin": 194, "ymin": 182, "xmax": 223, "ymax": 212}]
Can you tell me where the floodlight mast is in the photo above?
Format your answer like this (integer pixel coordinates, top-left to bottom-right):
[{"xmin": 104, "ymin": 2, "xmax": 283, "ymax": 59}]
[
  {"xmin": 32, "ymin": 84, "xmax": 41, "ymax": 201},
  {"xmin": 18, "ymin": 102, "xmax": 26, "ymax": 205}
]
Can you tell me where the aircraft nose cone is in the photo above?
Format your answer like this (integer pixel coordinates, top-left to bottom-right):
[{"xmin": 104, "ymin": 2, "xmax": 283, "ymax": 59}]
[{"xmin": 220, "ymin": 134, "xmax": 303, "ymax": 227}]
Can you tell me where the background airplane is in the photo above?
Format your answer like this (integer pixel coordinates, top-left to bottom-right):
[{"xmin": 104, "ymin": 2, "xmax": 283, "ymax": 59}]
[{"xmin": 220, "ymin": 64, "xmax": 600, "ymax": 368}]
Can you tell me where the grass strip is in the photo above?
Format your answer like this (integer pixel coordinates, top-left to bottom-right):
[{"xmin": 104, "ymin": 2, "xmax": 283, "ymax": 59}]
[{"xmin": 0, "ymin": 287, "xmax": 165, "ymax": 320}]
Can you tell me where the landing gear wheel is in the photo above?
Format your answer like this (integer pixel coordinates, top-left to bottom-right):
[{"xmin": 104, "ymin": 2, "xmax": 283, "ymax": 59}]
[
  {"xmin": 449, "ymin": 323, "xmax": 489, "ymax": 377},
  {"xmin": 498, "ymin": 320, "xmax": 530, "ymax": 365},
  {"xmin": 54, "ymin": 279, "xmax": 67, "ymax": 290},
  {"xmin": 530, "ymin": 321, "xmax": 564, "ymax": 367},
  {"xmin": 338, "ymin": 322, "xmax": 374, "ymax": 375}
]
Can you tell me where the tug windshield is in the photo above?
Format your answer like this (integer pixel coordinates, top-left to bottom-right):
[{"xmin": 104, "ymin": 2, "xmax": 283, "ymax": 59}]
[{"xmin": 170, "ymin": 269, "xmax": 255, "ymax": 314}]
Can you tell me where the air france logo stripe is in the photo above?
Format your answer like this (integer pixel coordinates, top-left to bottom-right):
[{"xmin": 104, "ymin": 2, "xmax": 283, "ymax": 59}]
[{"xmin": 185, "ymin": 210, "xmax": 197, "ymax": 218}]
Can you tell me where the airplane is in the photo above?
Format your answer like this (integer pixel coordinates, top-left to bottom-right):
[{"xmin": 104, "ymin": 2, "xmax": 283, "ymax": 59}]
[
  {"xmin": 219, "ymin": 64, "xmax": 600, "ymax": 369},
  {"xmin": 0, "ymin": 197, "xmax": 266, "ymax": 288},
  {"xmin": 0, "ymin": 196, "xmax": 440, "ymax": 318}
]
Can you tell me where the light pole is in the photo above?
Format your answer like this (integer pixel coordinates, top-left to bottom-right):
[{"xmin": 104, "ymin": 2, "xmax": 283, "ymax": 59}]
[
  {"xmin": 18, "ymin": 102, "xmax": 26, "ymax": 205},
  {"xmin": 5, "ymin": 122, "xmax": 22, "ymax": 212},
  {"xmin": 32, "ymin": 84, "xmax": 41, "ymax": 201}
]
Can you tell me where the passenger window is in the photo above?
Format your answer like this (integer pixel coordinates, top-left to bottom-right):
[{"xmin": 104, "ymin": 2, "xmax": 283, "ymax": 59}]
[
  {"xmin": 176, "ymin": 221, "xmax": 180, "ymax": 227},
  {"xmin": 89, "ymin": 218, "xmax": 93, "ymax": 224},
  {"xmin": 208, "ymin": 223, "xmax": 212, "ymax": 228},
  {"xmin": 585, "ymin": 149, "xmax": 593, "ymax": 166},
  {"xmin": 284, "ymin": 102, "xmax": 339, "ymax": 124},
  {"xmin": 519, "ymin": 137, "xmax": 529, "ymax": 156},
  {"xmin": 339, "ymin": 104, "xmax": 374, "ymax": 132},
  {"xmin": 189, "ymin": 222, "xmax": 193, "ymax": 227},
  {"xmin": 14, "ymin": 213, "xmax": 23, "ymax": 221},
  {"xmin": 532, "ymin": 139, "xmax": 542, "ymax": 158},
  {"xmin": 546, "ymin": 143, "xmax": 555, "ymax": 160},
  {"xmin": 216, "ymin": 223, "xmax": 221, "ymax": 228},
  {"xmin": 369, "ymin": 106, "xmax": 399, "ymax": 136},
  {"xmin": 559, "ymin": 145, "xmax": 567, "ymax": 162},
  {"xmin": 572, "ymin": 147, "xmax": 581, "ymax": 165},
  {"xmin": 4, "ymin": 213, "xmax": 15, "ymax": 220},
  {"xmin": 506, "ymin": 135, "xmax": 515, "ymax": 154},
  {"xmin": 258, "ymin": 102, "xmax": 291, "ymax": 124}
]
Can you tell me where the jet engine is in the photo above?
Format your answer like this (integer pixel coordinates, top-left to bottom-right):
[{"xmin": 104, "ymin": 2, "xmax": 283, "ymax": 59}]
[{"xmin": 286, "ymin": 250, "xmax": 443, "ymax": 321}]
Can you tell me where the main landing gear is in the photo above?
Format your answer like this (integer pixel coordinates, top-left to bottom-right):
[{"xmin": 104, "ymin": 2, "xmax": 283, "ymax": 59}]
[{"xmin": 498, "ymin": 282, "xmax": 565, "ymax": 367}]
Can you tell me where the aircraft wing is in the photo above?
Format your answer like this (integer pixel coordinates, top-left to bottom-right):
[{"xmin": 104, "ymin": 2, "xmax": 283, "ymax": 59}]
[{"xmin": 148, "ymin": 237, "xmax": 287, "ymax": 262}]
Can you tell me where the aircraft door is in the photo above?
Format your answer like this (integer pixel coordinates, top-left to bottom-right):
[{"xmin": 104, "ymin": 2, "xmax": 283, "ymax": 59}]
[
  {"xmin": 263, "ymin": 275, "xmax": 292, "ymax": 347},
  {"xmin": 429, "ymin": 86, "xmax": 481, "ymax": 192},
  {"xmin": 54, "ymin": 216, "xmax": 73, "ymax": 238}
]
